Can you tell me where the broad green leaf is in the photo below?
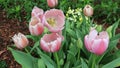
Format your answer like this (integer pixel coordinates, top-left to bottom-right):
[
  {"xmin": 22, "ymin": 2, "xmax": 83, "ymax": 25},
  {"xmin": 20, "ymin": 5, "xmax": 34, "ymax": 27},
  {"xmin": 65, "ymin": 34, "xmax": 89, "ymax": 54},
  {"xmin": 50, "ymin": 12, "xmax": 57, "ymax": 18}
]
[
  {"xmin": 38, "ymin": 59, "xmax": 45, "ymax": 68},
  {"xmin": 111, "ymin": 19, "xmax": 119, "ymax": 37},
  {"xmin": 81, "ymin": 58, "xmax": 88, "ymax": 68},
  {"xmin": 106, "ymin": 25, "xmax": 112, "ymax": 38},
  {"xmin": 102, "ymin": 58, "xmax": 120, "ymax": 68},
  {"xmin": 110, "ymin": 33, "xmax": 120, "ymax": 41},
  {"xmin": 26, "ymin": 35, "xmax": 40, "ymax": 42},
  {"xmin": 36, "ymin": 48, "xmax": 56, "ymax": 68},
  {"xmin": 8, "ymin": 48, "xmax": 38, "ymax": 68}
]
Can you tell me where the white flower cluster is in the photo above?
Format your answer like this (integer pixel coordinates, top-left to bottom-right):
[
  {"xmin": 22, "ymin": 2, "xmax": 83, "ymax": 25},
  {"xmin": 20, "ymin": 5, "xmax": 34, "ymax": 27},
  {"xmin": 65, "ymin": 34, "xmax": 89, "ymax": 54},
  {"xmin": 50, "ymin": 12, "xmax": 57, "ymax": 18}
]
[{"xmin": 66, "ymin": 7, "xmax": 84, "ymax": 23}]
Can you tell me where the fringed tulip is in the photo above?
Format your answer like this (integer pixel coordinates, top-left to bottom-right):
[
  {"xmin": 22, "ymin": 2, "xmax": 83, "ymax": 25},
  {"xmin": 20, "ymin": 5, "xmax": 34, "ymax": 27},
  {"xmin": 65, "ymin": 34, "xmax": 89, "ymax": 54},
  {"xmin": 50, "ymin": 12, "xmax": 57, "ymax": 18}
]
[
  {"xmin": 31, "ymin": 6, "xmax": 44, "ymax": 17},
  {"xmin": 40, "ymin": 33, "xmax": 62, "ymax": 52},
  {"xmin": 84, "ymin": 29, "xmax": 109, "ymax": 55},
  {"xmin": 12, "ymin": 33, "xmax": 29, "ymax": 49},
  {"xmin": 44, "ymin": 9, "xmax": 65, "ymax": 32},
  {"xmin": 29, "ymin": 16, "xmax": 44, "ymax": 36},
  {"xmin": 83, "ymin": 5, "xmax": 93, "ymax": 16},
  {"xmin": 47, "ymin": 0, "xmax": 58, "ymax": 8}
]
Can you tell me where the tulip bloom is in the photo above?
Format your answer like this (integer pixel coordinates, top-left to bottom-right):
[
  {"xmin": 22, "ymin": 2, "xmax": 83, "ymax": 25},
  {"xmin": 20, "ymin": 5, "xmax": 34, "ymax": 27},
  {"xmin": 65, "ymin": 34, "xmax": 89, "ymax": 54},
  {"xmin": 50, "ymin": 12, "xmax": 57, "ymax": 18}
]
[
  {"xmin": 44, "ymin": 9, "xmax": 65, "ymax": 32},
  {"xmin": 84, "ymin": 29, "xmax": 109, "ymax": 55},
  {"xmin": 47, "ymin": 0, "xmax": 58, "ymax": 8},
  {"xmin": 12, "ymin": 33, "xmax": 29, "ymax": 49},
  {"xmin": 31, "ymin": 6, "xmax": 44, "ymax": 17},
  {"xmin": 83, "ymin": 5, "xmax": 93, "ymax": 16},
  {"xmin": 40, "ymin": 33, "xmax": 62, "ymax": 52},
  {"xmin": 29, "ymin": 16, "xmax": 44, "ymax": 36}
]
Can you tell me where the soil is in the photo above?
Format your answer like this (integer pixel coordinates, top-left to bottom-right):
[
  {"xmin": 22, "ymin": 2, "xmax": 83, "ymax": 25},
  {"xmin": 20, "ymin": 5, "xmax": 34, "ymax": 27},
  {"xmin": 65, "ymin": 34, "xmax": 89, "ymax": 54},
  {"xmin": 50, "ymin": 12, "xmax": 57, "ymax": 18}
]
[{"xmin": 0, "ymin": 8, "xmax": 120, "ymax": 68}]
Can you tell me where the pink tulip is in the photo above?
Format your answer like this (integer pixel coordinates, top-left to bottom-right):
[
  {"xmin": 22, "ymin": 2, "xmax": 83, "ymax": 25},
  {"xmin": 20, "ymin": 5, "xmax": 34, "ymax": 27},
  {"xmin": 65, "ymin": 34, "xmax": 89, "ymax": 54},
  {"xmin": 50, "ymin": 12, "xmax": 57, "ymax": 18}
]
[
  {"xmin": 40, "ymin": 33, "xmax": 62, "ymax": 52},
  {"xmin": 83, "ymin": 5, "xmax": 93, "ymax": 16},
  {"xmin": 31, "ymin": 6, "xmax": 44, "ymax": 17},
  {"xmin": 44, "ymin": 9, "xmax": 65, "ymax": 32},
  {"xmin": 47, "ymin": 0, "xmax": 58, "ymax": 8},
  {"xmin": 12, "ymin": 33, "xmax": 29, "ymax": 49},
  {"xmin": 29, "ymin": 16, "xmax": 44, "ymax": 36},
  {"xmin": 84, "ymin": 29, "xmax": 109, "ymax": 55}
]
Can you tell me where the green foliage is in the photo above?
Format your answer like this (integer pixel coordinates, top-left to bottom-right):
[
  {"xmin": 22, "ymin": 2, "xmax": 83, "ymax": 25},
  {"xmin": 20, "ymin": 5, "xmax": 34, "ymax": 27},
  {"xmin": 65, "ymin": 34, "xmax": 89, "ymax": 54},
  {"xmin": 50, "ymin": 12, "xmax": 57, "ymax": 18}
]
[
  {"xmin": 8, "ymin": 47, "xmax": 38, "ymax": 68},
  {"xmin": 0, "ymin": 60, "xmax": 7, "ymax": 68},
  {"xmin": 94, "ymin": 0, "xmax": 120, "ymax": 26}
]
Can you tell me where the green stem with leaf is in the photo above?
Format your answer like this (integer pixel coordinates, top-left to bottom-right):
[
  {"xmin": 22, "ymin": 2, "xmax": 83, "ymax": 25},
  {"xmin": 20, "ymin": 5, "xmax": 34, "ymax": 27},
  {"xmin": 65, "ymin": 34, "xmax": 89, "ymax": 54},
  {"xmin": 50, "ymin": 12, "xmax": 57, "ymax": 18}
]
[{"xmin": 54, "ymin": 52, "xmax": 60, "ymax": 68}]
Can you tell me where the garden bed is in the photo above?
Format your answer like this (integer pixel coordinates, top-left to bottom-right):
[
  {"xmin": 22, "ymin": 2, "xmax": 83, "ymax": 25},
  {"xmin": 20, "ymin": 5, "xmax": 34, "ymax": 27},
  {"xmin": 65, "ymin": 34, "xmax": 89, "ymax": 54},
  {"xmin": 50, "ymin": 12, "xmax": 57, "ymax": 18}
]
[{"xmin": 0, "ymin": 9, "xmax": 120, "ymax": 68}]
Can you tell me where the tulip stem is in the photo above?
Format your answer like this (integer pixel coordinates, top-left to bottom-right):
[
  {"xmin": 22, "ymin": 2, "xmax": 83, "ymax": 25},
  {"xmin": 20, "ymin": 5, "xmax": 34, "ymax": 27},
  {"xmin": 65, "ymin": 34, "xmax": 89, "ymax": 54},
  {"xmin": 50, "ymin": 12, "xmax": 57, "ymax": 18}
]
[
  {"xmin": 89, "ymin": 54, "xmax": 96, "ymax": 68},
  {"xmin": 54, "ymin": 52, "xmax": 60, "ymax": 68},
  {"xmin": 25, "ymin": 48, "xmax": 29, "ymax": 54},
  {"xmin": 77, "ymin": 49, "xmax": 80, "ymax": 59}
]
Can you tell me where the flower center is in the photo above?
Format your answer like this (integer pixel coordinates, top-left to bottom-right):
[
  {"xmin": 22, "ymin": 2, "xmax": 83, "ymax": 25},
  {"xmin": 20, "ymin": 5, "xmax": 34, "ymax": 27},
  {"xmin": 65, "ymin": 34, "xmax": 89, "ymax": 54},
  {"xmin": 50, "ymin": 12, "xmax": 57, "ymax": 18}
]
[{"xmin": 47, "ymin": 18, "xmax": 56, "ymax": 27}]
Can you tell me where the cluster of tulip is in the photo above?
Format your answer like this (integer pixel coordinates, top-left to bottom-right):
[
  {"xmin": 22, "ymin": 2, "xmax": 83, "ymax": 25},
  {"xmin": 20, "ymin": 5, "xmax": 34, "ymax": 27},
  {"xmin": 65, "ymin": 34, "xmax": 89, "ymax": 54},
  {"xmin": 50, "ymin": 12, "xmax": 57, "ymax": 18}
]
[
  {"xmin": 12, "ymin": 5, "xmax": 65, "ymax": 53},
  {"xmin": 12, "ymin": 0, "xmax": 109, "ymax": 57}
]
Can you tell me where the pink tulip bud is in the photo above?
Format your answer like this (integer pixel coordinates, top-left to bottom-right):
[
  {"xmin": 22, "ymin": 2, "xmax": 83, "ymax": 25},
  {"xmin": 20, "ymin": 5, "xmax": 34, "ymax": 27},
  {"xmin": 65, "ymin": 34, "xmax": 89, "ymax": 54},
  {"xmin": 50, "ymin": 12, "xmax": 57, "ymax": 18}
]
[
  {"xmin": 29, "ymin": 16, "xmax": 44, "ymax": 36},
  {"xmin": 44, "ymin": 9, "xmax": 65, "ymax": 33},
  {"xmin": 47, "ymin": 0, "xmax": 58, "ymax": 8},
  {"xmin": 83, "ymin": 5, "xmax": 93, "ymax": 16},
  {"xmin": 31, "ymin": 6, "xmax": 44, "ymax": 17},
  {"xmin": 84, "ymin": 29, "xmax": 109, "ymax": 55},
  {"xmin": 40, "ymin": 33, "xmax": 62, "ymax": 52},
  {"xmin": 12, "ymin": 33, "xmax": 29, "ymax": 49}
]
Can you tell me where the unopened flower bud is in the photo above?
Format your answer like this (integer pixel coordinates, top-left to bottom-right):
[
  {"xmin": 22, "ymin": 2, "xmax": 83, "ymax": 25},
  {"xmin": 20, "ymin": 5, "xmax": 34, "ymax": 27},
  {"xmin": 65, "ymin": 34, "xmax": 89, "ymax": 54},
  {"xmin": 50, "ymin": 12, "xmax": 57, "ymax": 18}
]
[{"xmin": 83, "ymin": 5, "xmax": 93, "ymax": 16}]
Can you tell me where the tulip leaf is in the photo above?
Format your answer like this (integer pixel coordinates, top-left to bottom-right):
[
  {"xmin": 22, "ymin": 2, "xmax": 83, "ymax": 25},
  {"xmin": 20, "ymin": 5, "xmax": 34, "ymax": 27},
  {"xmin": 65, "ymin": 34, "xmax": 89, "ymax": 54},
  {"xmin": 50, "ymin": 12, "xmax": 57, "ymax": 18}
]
[
  {"xmin": 81, "ymin": 58, "xmax": 88, "ymax": 68},
  {"xmin": 38, "ymin": 59, "xmax": 46, "ymax": 68},
  {"xmin": 110, "ymin": 33, "xmax": 120, "ymax": 41},
  {"xmin": 64, "ymin": 61, "xmax": 70, "ymax": 68},
  {"xmin": 111, "ymin": 19, "xmax": 119, "ymax": 37},
  {"xmin": 102, "ymin": 57, "xmax": 120, "ymax": 68},
  {"xmin": 66, "ymin": 29, "xmax": 77, "ymax": 39},
  {"xmin": 26, "ymin": 35, "xmax": 40, "ymax": 42},
  {"xmin": 8, "ymin": 47, "xmax": 38, "ymax": 68},
  {"xmin": 36, "ymin": 47, "xmax": 56, "ymax": 68},
  {"xmin": 30, "ymin": 41, "xmax": 39, "ymax": 53}
]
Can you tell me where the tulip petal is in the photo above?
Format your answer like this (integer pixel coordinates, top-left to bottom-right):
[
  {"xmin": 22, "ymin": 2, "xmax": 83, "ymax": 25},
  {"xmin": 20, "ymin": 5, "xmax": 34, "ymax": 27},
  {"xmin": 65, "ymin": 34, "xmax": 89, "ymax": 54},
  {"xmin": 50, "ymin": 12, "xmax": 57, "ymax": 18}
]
[
  {"xmin": 44, "ymin": 9, "xmax": 65, "ymax": 32},
  {"xmin": 32, "ymin": 6, "xmax": 44, "ymax": 17},
  {"xmin": 40, "ymin": 33, "xmax": 62, "ymax": 52},
  {"xmin": 12, "ymin": 33, "xmax": 29, "ymax": 49},
  {"xmin": 29, "ymin": 17, "xmax": 44, "ymax": 36},
  {"xmin": 92, "ymin": 39, "xmax": 108, "ymax": 55},
  {"xmin": 89, "ymin": 29, "xmax": 98, "ymax": 40}
]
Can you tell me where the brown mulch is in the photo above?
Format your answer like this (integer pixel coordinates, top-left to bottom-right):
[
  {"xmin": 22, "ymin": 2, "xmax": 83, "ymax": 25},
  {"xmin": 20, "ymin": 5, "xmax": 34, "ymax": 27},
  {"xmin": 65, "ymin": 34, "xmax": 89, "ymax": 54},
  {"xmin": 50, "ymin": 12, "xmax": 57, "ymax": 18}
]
[{"xmin": 0, "ymin": 10, "xmax": 29, "ymax": 68}]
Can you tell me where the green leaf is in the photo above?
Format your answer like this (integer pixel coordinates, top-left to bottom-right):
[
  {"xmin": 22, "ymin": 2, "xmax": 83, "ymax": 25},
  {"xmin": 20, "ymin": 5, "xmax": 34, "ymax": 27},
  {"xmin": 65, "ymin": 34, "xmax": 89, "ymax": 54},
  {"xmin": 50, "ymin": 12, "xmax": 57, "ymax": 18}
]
[
  {"xmin": 38, "ymin": 59, "xmax": 45, "ymax": 68},
  {"xmin": 110, "ymin": 33, "xmax": 120, "ymax": 41},
  {"xmin": 66, "ymin": 29, "xmax": 77, "ymax": 39},
  {"xmin": 36, "ymin": 48, "xmax": 56, "ymax": 68},
  {"xmin": 30, "ymin": 41, "xmax": 39, "ymax": 53},
  {"xmin": 64, "ymin": 61, "xmax": 70, "ymax": 68},
  {"xmin": 81, "ymin": 58, "xmax": 88, "ymax": 68},
  {"xmin": 8, "ymin": 47, "xmax": 38, "ymax": 68},
  {"xmin": 26, "ymin": 35, "xmax": 40, "ymax": 42},
  {"xmin": 111, "ymin": 19, "xmax": 119, "ymax": 37},
  {"xmin": 102, "ymin": 58, "xmax": 120, "ymax": 68}
]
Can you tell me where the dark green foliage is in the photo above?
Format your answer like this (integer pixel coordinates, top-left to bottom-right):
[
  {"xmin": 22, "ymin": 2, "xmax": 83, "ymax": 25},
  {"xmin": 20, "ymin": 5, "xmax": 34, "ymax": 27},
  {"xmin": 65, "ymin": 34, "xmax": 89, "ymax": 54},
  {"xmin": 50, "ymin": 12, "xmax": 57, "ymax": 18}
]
[{"xmin": 0, "ymin": 60, "xmax": 7, "ymax": 68}]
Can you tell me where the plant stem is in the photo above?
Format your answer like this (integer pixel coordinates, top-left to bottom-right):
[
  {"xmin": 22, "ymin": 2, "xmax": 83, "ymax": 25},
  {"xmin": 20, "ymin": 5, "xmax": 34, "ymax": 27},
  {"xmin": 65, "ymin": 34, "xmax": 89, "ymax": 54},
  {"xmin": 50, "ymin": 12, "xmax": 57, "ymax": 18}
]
[
  {"xmin": 25, "ymin": 48, "xmax": 29, "ymax": 54},
  {"xmin": 89, "ymin": 54, "xmax": 96, "ymax": 68},
  {"xmin": 77, "ymin": 49, "xmax": 80, "ymax": 60},
  {"xmin": 91, "ymin": 55, "xmax": 96, "ymax": 68},
  {"xmin": 54, "ymin": 52, "xmax": 60, "ymax": 68}
]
